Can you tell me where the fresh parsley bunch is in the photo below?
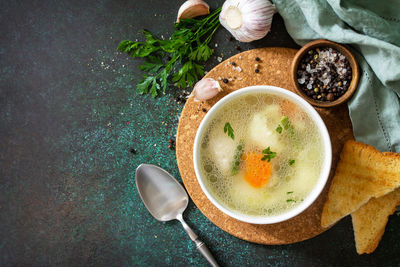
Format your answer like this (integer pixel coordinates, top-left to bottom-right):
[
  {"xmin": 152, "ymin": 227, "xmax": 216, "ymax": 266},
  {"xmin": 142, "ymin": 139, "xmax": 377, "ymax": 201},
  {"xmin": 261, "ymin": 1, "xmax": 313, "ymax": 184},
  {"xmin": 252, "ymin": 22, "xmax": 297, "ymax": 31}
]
[{"xmin": 117, "ymin": 7, "xmax": 221, "ymax": 97}]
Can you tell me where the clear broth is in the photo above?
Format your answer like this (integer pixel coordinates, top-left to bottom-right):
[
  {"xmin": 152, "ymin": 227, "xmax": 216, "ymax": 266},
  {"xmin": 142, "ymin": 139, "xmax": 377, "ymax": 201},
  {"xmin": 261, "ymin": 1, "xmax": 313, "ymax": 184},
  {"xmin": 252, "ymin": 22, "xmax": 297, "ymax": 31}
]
[{"xmin": 199, "ymin": 92, "xmax": 324, "ymax": 216}]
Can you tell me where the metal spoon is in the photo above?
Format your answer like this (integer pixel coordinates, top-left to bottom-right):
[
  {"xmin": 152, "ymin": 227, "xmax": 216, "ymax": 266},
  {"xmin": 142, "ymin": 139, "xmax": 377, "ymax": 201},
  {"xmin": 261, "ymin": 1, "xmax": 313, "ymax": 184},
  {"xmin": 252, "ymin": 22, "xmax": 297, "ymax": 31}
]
[{"xmin": 135, "ymin": 164, "xmax": 219, "ymax": 267}]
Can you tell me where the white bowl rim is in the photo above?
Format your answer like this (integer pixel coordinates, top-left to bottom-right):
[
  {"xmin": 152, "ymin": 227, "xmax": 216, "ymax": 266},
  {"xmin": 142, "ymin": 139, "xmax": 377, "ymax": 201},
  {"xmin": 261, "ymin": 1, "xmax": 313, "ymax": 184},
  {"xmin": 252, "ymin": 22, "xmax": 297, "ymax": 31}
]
[{"xmin": 193, "ymin": 85, "xmax": 332, "ymax": 224}]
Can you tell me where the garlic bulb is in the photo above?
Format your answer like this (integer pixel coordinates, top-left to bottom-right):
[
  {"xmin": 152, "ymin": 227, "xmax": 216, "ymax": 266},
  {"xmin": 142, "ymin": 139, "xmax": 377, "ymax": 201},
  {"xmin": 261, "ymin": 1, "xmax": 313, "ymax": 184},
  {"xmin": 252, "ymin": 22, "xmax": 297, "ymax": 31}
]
[
  {"xmin": 219, "ymin": 0, "xmax": 276, "ymax": 42},
  {"xmin": 177, "ymin": 0, "xmax": 210, "ymax": 22},
  {"xmin": 192, "ymin": 78, "xmax": 223, "ymax": 101}
]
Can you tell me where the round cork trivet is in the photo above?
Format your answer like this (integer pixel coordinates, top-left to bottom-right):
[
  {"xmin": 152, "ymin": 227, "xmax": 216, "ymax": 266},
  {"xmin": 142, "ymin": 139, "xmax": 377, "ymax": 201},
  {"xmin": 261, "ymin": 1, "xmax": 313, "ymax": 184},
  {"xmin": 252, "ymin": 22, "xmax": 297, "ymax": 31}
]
[{"xmin": 176, "ymin": 47, "xmax": 354, "ymax": 245}]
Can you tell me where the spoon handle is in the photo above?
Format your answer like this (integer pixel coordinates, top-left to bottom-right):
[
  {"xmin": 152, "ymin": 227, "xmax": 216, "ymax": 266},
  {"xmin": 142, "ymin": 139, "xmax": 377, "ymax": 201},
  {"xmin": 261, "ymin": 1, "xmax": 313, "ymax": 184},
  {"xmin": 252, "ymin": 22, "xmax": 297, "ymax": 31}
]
[
  {"xmin": 194, "ymin": 239, "xmax": 219, "ymax": 267},
  {"xmin": 177, "ymin": 215, "xmax": 219, "ymax": 267}
]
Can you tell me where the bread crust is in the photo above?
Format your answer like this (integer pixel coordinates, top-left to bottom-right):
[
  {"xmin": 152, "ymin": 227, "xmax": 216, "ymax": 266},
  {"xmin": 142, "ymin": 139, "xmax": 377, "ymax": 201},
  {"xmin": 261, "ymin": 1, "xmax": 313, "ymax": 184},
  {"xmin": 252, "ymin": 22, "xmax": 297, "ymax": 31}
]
[
  {"xmin": 351, "ymin": 188, "xmax": 400, "ymax": 254},
  {"xmin": 321, "ymin": 140, "xmax": 400, "ymax": 227}
]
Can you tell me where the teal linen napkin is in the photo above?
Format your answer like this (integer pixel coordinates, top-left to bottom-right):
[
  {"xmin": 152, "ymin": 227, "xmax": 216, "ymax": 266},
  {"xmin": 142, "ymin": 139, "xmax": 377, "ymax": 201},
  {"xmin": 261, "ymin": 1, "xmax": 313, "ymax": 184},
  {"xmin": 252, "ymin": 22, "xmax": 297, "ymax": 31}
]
[{"xmin": 273, "ymin": 0, "xmax": 400, "ymax": 152}]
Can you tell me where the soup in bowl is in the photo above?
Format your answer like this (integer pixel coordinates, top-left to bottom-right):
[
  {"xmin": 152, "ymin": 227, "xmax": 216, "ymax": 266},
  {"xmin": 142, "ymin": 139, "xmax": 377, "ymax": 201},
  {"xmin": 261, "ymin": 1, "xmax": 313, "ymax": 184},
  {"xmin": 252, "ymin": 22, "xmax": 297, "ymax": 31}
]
[{"xmin": 193, "ymin": 86, "xmax": 331, "ymax": 224}]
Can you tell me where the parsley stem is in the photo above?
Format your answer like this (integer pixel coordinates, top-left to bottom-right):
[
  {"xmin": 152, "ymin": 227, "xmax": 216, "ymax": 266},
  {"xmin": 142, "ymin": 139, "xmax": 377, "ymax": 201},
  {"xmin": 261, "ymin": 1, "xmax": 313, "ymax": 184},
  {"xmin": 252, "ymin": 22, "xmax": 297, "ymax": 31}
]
[
  {"xmin": 198, "ymin": 12, "xmax": 221, "ymax": 41},
  {"xmin": 205, "ymin": 25, "xmax": 220, "ymax": 44},
  {"xmin": 190, "ymin": 8, "xmax": 220, "ymax": 39}
]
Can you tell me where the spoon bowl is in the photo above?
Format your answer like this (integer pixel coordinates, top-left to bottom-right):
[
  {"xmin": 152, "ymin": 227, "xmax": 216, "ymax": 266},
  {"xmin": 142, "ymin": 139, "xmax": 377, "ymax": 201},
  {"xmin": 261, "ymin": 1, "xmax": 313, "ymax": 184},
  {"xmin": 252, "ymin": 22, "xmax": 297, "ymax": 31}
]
[
  {"xmin": 135, "ymin": 164, "xmax": 219, "ymax": 267},
  {"xmin": 136, "ymin": 164, "xmax": 188, "ymax": 221}
]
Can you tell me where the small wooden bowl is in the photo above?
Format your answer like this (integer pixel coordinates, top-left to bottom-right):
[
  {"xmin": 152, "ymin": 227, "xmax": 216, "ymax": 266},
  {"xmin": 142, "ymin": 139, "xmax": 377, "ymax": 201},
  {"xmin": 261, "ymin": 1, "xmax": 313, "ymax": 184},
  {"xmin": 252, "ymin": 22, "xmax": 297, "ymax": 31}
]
[{"xmin": 291, "ymin": 39, "xmax": 359, "ymax": 108}]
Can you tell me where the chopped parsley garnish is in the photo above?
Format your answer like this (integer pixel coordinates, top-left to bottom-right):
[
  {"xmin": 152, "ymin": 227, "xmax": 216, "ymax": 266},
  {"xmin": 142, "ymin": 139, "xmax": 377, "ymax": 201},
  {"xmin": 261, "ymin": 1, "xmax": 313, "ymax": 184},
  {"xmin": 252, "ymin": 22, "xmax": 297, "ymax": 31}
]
[
  {"xmin": 276, "ymin": 116, "xmax": 295, "ymax": 136},
  {"xmin": 286, "ymin": 191, "xmax": 293, "ymax": 194},
  {"xmin": 281, "ymin": 116, "xmax": 290, "ymax": 130},
  {"xmin": 261, "ymin": 147, "xmax": 277, "ymax": 162},
  {"xmin": 231, "ymin": 140, "xmax": 244, "ymax": 175},
  {"xmin": 224, "ymin": 122, "xmax": 235, "ymax": 140},
  {"xmin": 288, "ymin": 159, "xmax": 295, "ymax": 166},
  {"xmin": 286, "ymin": 199, "xmax": 296, "ymax": 203},
  {"xmin": 276, "ymin": 124, "xmax": 283, "ymax": 134}
]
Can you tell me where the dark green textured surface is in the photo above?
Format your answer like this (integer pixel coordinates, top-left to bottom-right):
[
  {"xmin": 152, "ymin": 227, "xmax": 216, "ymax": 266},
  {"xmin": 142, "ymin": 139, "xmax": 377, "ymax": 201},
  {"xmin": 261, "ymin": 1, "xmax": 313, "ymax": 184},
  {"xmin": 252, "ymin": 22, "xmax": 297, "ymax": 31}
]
[{"xmin": 1, "ymin": 0, "xmax": 399, "ymax": 266}]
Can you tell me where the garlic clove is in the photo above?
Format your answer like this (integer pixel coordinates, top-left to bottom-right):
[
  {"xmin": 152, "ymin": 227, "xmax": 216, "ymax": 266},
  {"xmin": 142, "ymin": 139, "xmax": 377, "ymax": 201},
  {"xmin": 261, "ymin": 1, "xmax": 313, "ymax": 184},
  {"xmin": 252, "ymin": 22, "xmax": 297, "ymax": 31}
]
[
  {"xmin": 177, "ymin": 0, "xmax": 210, "ymax": 22},
  {"xmin": 219, "ymin": 0, "xmax": 276, "ymax": 43},
  {"xmin": 192, "ymin": 78, "xmax": 223, "ymax": 101}
]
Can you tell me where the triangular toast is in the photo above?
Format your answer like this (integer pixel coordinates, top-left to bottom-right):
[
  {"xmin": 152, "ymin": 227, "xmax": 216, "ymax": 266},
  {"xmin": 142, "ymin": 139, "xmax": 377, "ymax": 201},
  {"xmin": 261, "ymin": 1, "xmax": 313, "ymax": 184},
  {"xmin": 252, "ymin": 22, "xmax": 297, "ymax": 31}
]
[
  {"xmin": 321, "ymin": 140, "xmax": 400, "ymax": 228},
  {"xmin": 351, "ymin": 188, "xmax": 400, "ymax": 254}
]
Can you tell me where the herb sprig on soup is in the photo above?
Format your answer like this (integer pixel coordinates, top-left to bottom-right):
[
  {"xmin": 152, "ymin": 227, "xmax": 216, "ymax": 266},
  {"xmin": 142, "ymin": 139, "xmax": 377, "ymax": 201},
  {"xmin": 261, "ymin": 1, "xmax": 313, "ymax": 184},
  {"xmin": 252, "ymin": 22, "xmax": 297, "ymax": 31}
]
[{"xmin": 199, "ymin": 92, "xmax": 324, "ymax": 216}]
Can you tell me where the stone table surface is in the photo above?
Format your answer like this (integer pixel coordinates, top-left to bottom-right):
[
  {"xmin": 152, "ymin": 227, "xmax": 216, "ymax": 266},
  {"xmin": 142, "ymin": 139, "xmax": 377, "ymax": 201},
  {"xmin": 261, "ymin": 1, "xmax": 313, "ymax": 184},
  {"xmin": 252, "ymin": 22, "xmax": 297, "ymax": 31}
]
[{"xmin": 1, "ymin": 0, "xmax": 399, "ymax": 266}]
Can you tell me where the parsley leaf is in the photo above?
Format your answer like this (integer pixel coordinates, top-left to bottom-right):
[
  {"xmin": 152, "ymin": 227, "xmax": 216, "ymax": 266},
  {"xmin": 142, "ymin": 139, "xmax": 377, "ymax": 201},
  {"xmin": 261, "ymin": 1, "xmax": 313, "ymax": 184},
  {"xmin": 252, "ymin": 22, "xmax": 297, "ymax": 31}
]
[
  {"xmin": 282, "ymin": 116, "xmax": 295, "ymax": 134},
  {"xmin": 160, "ymin": 69, "xmax": 168, "ymax": 92},
  {"xmin": 288, "ymin": 159, "xmax": 295, "ymax": 166},
  {"xmin": 150, "ymin": 79, "xmax": 160, "ymax": 98},
  {"xmin": 286, "ymin": 191, "xmax": 293, "ymax": 194},
  {"xmin": 117, "ymin": 40, "xmax": 136, "ymax": 53},
  {"xmin": 276, "ymin": 116, "xmax": 295, "ymax": 138},
  {"xmin": 224, "ymin": 122, "xmax": 235, "ymax": 140},
  {"xmin": 138, "ymin": 62, "xmax": 164, "ymax": 74},
  {"xmin": 189, "ymin": 44, "xmax": 213, "ymax": 62},
  {"xmin": 117, "ymin": 8, "xmax": 221, "ymax": 97},
  {"xmin": 286, "ymin": 199, "xmax": 296, "ymax": 203},
  {"xmin": 261, "ymin": 147, "xmax": 277, "ymax": 162},
  {"xmin": 281, "ymin": 116, "xmax": 290, "ymax": 130},
  {"xmin": 276, "ymin": 124, "xmax": 283, "ymax": 134},
  {"xmin": 172, "ymin": 61, "xmax": 204, "ymax": 88},
  {"xmin": 137, "ymin": 76, "xmax": 155, "ymax": 95}
]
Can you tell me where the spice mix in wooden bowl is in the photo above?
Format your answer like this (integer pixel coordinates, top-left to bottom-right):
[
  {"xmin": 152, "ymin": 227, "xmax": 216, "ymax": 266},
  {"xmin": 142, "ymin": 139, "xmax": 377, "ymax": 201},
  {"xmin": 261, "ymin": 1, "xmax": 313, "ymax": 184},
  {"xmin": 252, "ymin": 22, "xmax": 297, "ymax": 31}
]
[{"xmin": 291, "ymin": 39, "xmax": 359, "ymax": 108}]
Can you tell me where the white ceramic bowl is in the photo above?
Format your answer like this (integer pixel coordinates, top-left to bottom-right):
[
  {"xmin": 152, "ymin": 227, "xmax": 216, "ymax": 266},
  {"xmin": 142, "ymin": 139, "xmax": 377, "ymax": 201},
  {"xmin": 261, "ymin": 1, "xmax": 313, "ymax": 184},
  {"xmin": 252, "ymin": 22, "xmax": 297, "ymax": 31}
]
[{"xmin": 193, "ymin": 85, "xmax": 332, "ymax": 224}]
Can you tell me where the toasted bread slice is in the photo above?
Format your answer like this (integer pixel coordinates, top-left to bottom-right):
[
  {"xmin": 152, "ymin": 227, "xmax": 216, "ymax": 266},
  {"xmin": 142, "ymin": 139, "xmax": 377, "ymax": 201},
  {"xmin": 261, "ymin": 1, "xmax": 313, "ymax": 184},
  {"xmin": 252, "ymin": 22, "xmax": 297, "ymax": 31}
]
[
  {"xmin": 321, "ymin": 140, "xmax": 400, "ymax": 228},
  {"xmin": 351, "ymin": 188, "xmax": 400, "ymax": 254}
]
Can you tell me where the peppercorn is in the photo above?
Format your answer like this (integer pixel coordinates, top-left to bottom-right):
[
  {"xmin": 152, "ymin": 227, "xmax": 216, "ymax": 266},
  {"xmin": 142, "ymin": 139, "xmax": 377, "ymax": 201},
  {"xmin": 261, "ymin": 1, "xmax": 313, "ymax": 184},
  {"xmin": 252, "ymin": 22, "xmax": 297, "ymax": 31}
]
[
  {"xmin": 297, "ymin": 47, "xmax": 351, "ymax": 102},
  {"xmin": 255, "ymin": 57, "xmax": 260, "ymax": 61},
  {"xmin": 223, "ymin": 78, "xmax": 229, "ymax": 84},
  {"xmin": 255, "ymin": 69, "xmax": 260, "ymax": 73},
  {"xmin": 232, "ymin": 62, "xmax": 236, "ymax": 66},
  {"xmin": 202, "ymin": 108, "xmax": 207, "ymax": 112}
]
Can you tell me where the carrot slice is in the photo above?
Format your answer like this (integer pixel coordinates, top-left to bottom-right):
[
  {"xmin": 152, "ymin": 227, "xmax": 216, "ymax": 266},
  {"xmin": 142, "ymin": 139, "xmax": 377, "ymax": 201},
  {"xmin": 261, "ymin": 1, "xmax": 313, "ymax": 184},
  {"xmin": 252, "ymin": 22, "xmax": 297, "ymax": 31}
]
[{"xmin": 242, "ymin": 152, "xmax": 272, "ymax": 188}]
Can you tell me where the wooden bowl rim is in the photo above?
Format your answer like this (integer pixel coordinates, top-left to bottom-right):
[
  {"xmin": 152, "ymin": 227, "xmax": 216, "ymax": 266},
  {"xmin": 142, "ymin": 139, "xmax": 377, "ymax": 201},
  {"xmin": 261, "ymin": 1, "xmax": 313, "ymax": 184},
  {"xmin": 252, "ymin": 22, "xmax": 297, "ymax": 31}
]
[{"xmin": 291, "ymin": 39, "xmax": 360, "ymax": 108}]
